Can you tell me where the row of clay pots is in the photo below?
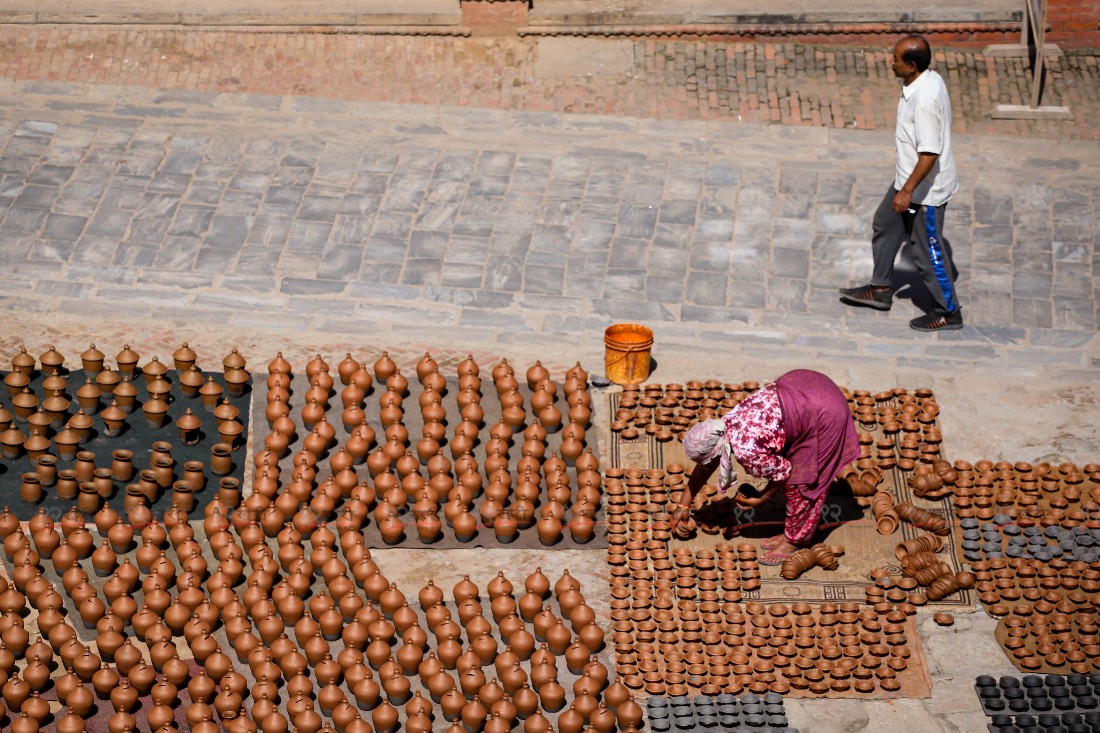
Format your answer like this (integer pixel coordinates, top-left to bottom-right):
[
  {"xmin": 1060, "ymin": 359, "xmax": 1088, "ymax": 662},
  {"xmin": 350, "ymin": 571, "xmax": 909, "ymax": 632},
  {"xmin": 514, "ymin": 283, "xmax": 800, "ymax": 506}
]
[
  {"xmin": 0, "ymin": 479, "xmax": 642, "ymax": 730},
  {"xmin": 972, "ymin": 556, "xmax": 1100, "ymax": 613},
  {"xmin": 258, "ymin": 353, "xmax": 600, "ymax": 547},
  {"xmin": 7, "ymin": 343, "xmax": 247, "ymax": 380},
  {"xmin": 10, "ymin": 429, "xmax": 239, "ymax": 515},
  {"xmin": 612, "ymin": 382, "xmax": 760, "ymax": 435},
  {"xmin": 1, "ymin": 344, "xmax": 249, "ymax": 459},
  {"xmin": 610, "ymin": 595, "xmax": 917, "ymax": 696},
  {"xmin": 612, "ymin": 384, "xmax": 941, "ymax": 453},
  {"xmin": 951, "ymin": 461, "xmax": 1100, "ymax": 527},
  {"xmin": 998, "ymin": 593, "xmax": 1100, "ymax": 672}
]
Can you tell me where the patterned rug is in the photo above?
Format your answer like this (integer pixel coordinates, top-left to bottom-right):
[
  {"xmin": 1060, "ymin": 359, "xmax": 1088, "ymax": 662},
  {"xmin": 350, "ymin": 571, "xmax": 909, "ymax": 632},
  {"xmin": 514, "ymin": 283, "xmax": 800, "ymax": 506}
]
[{"xmin": 607, "ymin": 384, "xmax": 973, "ymax": 609}]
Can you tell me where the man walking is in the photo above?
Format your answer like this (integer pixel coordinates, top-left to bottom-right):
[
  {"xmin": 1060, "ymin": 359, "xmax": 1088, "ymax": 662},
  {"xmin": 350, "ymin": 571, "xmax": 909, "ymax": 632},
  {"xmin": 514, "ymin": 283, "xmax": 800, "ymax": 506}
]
[{"xmin": 839, "ymin": 35, "xmax": 963, "ymax": 332}]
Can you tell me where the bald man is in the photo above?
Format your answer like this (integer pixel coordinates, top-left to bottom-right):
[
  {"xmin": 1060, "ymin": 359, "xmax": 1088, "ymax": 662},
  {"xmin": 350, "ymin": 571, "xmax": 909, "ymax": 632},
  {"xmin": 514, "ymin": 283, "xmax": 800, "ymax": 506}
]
[{"xmin": 840, "ymin": 35, "xmax": 962, "ymax": 332}]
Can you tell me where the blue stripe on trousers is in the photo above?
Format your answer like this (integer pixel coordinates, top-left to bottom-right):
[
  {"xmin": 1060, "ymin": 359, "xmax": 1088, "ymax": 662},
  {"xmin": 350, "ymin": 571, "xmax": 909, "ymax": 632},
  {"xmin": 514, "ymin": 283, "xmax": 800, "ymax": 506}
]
[{"xmin": 925, "ymin": 206, "xmax": 957, "ymax": 313}]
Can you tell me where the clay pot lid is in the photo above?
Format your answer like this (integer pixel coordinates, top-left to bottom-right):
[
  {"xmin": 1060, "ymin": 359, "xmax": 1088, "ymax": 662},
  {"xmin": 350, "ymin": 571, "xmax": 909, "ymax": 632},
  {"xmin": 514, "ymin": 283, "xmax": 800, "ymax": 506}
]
[
  {"xmin": 214, "ymin": 400, "xmax": 240, "ymax": 422},
  {"xmin": 10, "ymin": 346, "xmax": 35, "ymax": 371},
  {"xmin": 40, "ymin": 371, "xmax": 68, "ymax": 393},
  {"xmin": 174, "ymin": 367, "xmax": 204, "ymax": 391},
  {"xmin": 13, "ymin": 389, "xmax": 38, "ymax": 409},
  {"xmin": 2, "ymin": 425, "xmax": 29, "ymax": 446},
  {"xmin": 144, "ymin": 399, "xmax": 169, "ymax": 417},
  {"xmin": 200, "ymin": 376, "xmax": 224, "ymax": 396},
  {"xmin": 3, "ymin": 371, "xmax": 29, "ymax": 392},
  {"xmin": 110, "ymin": 378, "xmax": 138, "ymax": 401},
  {"xmin": 27, "ymin": 406, "xmax": 52, "ymax": 430},
  {"xmin": 101, "ymin": 402, "xmax": 126, "ymax": 421},
  {"xmin": 113, "ymin": 345, "xmax": 138, "ymax": 367},
  {"xmin": 219, "ymin": 349, "xmax": 246, "ymax": 371},
  {"xmin": 137, "ymin": 358, "xmax": 167, "ymax": 379},
  {"xmin": 94, "ymin": 369, "xmax": 120, "ymax": 391},
  {"xmin": 169, "ymin": 342, "xmax": 196, "ymax": 364},
  {"xmin": 177, "ymin": 409, "xmax": 201, "ymax": 430},
  {"xmin": 38, "ymin": 345, "xmax": 64, "ymax": 369}
]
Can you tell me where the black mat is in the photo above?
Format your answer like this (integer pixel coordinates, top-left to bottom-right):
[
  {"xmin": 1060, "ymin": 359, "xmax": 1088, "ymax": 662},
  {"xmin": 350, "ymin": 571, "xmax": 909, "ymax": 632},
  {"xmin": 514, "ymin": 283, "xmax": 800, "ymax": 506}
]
[{"xmin": 0, "ymin": 368, "xmax": 249, "ymax": 520}]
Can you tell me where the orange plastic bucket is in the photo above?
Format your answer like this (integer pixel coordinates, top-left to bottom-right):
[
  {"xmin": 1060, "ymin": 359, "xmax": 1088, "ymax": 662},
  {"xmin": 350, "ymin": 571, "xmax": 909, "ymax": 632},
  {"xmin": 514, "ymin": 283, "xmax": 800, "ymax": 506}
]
[{"xmin": 604, "ymin": 323, "xmax": 654, "ymax": 386}]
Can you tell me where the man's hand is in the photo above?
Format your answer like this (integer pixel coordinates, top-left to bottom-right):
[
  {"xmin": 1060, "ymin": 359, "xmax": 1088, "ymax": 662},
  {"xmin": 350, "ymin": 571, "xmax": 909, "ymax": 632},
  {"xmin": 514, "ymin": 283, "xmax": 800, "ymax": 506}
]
[
  {"xmin": 892, "ymin": 188, "xmax": 914, "ymax": 214},
  {"xmin": 893, "ymin": 152, "xmax": 938, "ymax": 213}
]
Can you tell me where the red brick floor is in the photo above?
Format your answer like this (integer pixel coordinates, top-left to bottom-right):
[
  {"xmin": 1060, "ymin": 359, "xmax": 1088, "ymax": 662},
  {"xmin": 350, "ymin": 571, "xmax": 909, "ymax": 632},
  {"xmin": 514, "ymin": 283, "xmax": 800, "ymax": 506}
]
[{"xmin": 0, "ymin": 26, "xmax": 1096, "ymax": 139}]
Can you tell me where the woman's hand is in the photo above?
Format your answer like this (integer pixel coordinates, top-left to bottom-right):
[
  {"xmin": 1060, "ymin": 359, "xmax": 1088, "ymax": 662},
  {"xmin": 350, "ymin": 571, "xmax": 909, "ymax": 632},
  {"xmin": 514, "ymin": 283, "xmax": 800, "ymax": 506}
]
[
  {"xmin": 735, "ymin": 481, "xmax": 784, "ymax": 510},
  {"xmin": 734, "ymin": 492, "xmax": 769, "ymax": 509},
  {"xmin": 669, "ymin": 504, "xmax": 692, "ymax": 532}
]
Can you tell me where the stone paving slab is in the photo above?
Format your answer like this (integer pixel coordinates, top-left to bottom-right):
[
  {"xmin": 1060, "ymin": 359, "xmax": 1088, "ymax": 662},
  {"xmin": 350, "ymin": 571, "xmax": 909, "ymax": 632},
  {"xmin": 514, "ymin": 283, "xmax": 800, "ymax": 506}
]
[{"xmin": 0, "ymin": 80, "xmax": 1095, "ymax": 378}]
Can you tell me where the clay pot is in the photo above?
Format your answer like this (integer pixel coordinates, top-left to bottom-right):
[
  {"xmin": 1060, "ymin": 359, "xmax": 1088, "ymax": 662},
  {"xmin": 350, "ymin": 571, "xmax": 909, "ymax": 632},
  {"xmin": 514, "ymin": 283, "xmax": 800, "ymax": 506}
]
[
  {"xmin": 460, "ymin": 696, "xmax": 489, "ymax": 732},
  {"xmin": 372, "ymin": 700, "xmax": 399, "ymax": 733},
  {"xmin": 177, "ymin": 409, "xmax": 202, "ymax": 446},
  {"xmin": 0, "ymin": 426, "xmax": 26, "ymax": 460},
  {"xmin": 536, "ymin": 515, "xmax": 562, "ymax": 546}
]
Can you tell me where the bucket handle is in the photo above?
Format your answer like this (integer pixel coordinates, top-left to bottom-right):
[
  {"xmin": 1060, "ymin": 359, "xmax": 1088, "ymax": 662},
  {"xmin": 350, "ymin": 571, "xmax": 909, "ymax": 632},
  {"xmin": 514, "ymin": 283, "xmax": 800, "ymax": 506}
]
[{"xmin": 604, "ymin": 342, "xmax": 653, "ymax": 367}]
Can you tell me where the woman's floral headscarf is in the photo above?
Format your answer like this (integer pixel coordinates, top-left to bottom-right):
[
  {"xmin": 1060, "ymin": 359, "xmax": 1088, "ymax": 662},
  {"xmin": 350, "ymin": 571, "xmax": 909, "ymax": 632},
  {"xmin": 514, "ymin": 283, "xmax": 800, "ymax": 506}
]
[{"xmin": 682, "ymin": 418, "xmax": 737, "ymax": 494}]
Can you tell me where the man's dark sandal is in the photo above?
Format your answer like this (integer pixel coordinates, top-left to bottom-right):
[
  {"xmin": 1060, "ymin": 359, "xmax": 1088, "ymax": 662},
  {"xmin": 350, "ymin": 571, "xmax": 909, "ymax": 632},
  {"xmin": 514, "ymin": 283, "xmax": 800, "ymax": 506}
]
[
  {"xmin": 838, "ymin": 284, "xmax": 893, "ymax": 311},
  {"xmin": 910, "ymin": 309, "xmax": 964, "ymax": 332}
]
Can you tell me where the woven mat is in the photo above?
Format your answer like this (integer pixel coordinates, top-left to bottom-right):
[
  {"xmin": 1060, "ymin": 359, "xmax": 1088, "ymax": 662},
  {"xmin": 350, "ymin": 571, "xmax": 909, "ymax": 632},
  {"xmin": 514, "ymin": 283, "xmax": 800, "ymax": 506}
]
[
  {"xmin": 606, "ymin": 480, "xmax": 934, "ymax": 699},
  {"xmin": 607, "ymin": 388, "xmax": 973, "ymax": 609},
  {"xmin": 784, "ymin": 616, "xmax": 932, "ymax": 700}
]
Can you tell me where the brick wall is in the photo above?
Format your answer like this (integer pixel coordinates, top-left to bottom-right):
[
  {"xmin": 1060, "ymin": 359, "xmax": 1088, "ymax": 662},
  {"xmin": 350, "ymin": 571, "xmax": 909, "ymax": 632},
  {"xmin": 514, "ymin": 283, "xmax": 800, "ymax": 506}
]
[
  {"xmin": 1047, "ymin": 0, "xmax": 1100, "ymax": 47},
  {"xmin": 712, "ymin": 30, "xmax": 1019, "ymax": 48},
  {"xmin": 505, "ymin": 0, "xmax": 1100, "ymax": 49}
]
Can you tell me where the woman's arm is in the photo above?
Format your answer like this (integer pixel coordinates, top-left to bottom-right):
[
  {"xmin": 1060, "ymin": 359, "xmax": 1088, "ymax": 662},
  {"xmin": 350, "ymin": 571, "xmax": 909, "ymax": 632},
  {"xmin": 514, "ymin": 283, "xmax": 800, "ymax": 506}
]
[
  {"xmin": 735, "ymin": 479, "xmax": 785, "ymax": 509},
  {"xmin": 670, "ymin": 460, "xmax": 717, "ymax": 530}
]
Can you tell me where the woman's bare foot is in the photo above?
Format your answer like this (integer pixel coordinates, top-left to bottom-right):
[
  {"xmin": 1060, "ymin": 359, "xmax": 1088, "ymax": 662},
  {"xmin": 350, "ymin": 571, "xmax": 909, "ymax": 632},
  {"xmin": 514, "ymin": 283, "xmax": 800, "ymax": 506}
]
[
  {"xmin": 760, "ymin": 534, "xmax": 786, "ymax": 551},
  {"xmin": 760, "ymin": 537, "xmax": 802, "ymax": 565}
]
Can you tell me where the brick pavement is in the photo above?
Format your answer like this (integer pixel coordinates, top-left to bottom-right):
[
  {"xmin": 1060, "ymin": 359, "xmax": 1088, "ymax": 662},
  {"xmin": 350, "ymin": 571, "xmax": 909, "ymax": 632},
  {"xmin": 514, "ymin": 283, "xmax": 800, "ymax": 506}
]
[
  {"xmin": 0, "ymin": 26, "xmax": 1096, "ymax": 141},
  {"xmin": 0, "ymin": 79, "xmax": 1096, "ymax": 376}
]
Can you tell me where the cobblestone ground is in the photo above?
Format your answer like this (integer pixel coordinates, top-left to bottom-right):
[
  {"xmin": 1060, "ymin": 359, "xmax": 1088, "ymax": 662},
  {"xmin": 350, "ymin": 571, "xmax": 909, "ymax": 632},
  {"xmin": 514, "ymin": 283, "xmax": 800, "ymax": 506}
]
[
  {"xmin": 0, "ymin": 80, "xmax": 1096, "ymax": 372},
  {"xmin": 0, "ymin": 27, "xmax": 1096, "ymax": 140}
]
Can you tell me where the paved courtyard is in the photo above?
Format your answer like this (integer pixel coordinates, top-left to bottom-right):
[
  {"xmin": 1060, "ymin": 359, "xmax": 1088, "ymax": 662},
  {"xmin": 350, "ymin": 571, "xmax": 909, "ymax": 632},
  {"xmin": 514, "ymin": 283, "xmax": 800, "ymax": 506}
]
[
  {"xmin": 0, "ymin": 78, "xmax": 1096, "ymax": 368},
  {"xmin": 0, "ymin": 19, "xmax": 1097, "ymax": 733}
]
